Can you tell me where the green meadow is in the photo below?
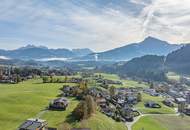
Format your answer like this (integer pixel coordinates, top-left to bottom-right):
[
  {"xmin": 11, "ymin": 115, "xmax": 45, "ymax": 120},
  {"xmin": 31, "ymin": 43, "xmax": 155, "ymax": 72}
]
[
  {"xmin": 95, "ymin": 73, "xmax": 148, "ymax": 88},
  {"xmin": 135, "ymin": 93, "xmax": 176, "ymax": 114},
  {"xmin": 0, "ymin": 78, "xmax": 128, "ymax": 130},
  {"xmin": 133, "ymin": 115, "xmax": 190, "ymax": 130}
]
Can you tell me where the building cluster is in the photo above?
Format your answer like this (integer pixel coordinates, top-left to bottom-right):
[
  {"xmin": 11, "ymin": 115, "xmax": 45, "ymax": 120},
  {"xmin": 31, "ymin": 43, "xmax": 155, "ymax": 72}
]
[
  {"xmin": 148, "ymin": 82, "xmax": 190, "ymax": 115},
  {"xmin": 0, "ymin": 66, "xmax": 33, "ymax": 84},
  {"xmin": 89, "ymin": 87, "xmax": 141, "ymax": 122}
]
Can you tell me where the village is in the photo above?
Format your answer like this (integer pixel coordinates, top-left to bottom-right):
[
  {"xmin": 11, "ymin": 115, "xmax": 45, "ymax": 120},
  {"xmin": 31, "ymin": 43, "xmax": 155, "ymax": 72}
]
[{"xmin": 1, "ymin": 67, "xmax": 190, "ymax": 130}]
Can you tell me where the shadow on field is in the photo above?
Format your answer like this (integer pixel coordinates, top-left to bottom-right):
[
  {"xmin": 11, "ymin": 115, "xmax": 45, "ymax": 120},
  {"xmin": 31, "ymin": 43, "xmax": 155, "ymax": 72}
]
[{"xmin": 65, "ymin": 113, "xmax": 79, "ymax": 124}]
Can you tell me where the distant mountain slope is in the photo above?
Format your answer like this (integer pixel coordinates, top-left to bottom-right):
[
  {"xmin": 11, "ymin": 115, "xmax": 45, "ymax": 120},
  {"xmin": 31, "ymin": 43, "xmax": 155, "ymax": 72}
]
[
  {"xmin": 116, "ymin": 55, "xmax": 166, "ymax": 81},
  {"xmin": 81, "ymin": 37, "xmax": 182, "ymax": 61},
  {"xmin": 72, "ymin": 48, "xmax": 93, "ymax": 57},
  {"xmin": 0, "ymin": 45, "xmax": 93, "ymax": 60},
  {"xmin": 165, "ymin": 44, "xmax": 190, "ymax": 74}
]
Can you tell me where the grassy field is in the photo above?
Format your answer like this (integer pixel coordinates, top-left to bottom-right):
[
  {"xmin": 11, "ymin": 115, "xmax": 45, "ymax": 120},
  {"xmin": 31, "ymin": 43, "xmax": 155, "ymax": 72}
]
[
  {"xmin": 95, "ymin": 73, "xmax": 148, "ymax": 88},
  {"xmin": 0, "ymin": 78, "xmax": 128, "ymax": 130},
  {"xmin": 0, "ymin": 78, "xmax": 71, "ymax": 130},
  {"xmin": 135, "ymin": 93, "xmax": 176, "ymax": 114},
  {"xmin": 74, "ymin": 112, "xmax": 128, "ymax": 130},
  {"xmin": 133, "ymin": 115, "xmax": 190, "ymax": 130},
  {"xmin": 132, "ymin": 116, "xmax": 167, "ymax": 130}
]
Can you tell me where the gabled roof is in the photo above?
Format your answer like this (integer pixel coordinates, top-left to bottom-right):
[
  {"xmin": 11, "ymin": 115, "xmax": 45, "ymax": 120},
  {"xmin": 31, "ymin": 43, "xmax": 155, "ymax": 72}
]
[{"xmin": 18, "ymin": 119, "xmax": 47, "ymax": 130}]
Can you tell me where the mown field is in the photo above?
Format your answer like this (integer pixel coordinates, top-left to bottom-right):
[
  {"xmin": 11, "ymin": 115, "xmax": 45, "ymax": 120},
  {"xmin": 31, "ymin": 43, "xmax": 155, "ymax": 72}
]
[
  {"xmin": 132, "ymin": 115, "xmax": 190, "ymax": 130},
  {"xmin": 135, "ymin": 93, "xmax": 176, "ymax": 114},
  {"xmin": 0, "ymin": 78, "xmax": 128, "ymax": 130},
  {"xmin": 95, "ymin": 73, "xmax": 148, "ymax": 88}
]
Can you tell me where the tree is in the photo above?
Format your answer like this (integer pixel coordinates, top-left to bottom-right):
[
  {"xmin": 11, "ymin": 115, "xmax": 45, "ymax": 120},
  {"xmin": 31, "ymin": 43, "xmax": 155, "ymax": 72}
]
[
  {"xmin": 42, "ymin": 76, "xmax": 49, "ymax": 83},
  {"xmin": 85, "ymin": 95, "xmax": 96, "ymax": 115},
  {"xmin": 109, "ymin": 86, "xmax": 116, "ymax": 97},
  {"xmin": 14, "ymin": 75, "xmax": 21, "ymax": 83},
  {"xmin": 64, "ymin": 76, "xmax": 68, "ymax": 83},
  {"xmin": 178, "ymin": 102, "xmax": 185, "ymax": 113},
  {"xmin": 50, "ymin": 76, "xmax": 53, "ymax": 83},
  {"xmin": 73, "ymin": 95, "xmax": 96, "ymax": 120},
  {"xmin": 137, "ymin": 93, "xmax": 142, "ymax": 102},
  {"xmin": 79, "ymin": 80, "xmax": 88, "ymax": 92},
  {"xmin": 150, "ymin": 82, "xmax": 154, "ymax": 89}
]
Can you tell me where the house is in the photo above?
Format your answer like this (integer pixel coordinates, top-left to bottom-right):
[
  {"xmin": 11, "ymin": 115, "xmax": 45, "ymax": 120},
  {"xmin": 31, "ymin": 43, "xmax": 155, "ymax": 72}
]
[
  {"xmin": 163, "ymin": 99, "xmax": 175, "ymax": 107},
  {"xmin": 144, "ymin": 88, "xmax": 159, "ymax": 96},
  {"xmin": 49, "ymin": 97, "xmax": 69, "ymax": 110},
  {"xmin": 18, "ymin": 118, "xmax": 48, "ymax": 130},
  {"xmin": 120, "ymin": 106, "xmax": 134, "ymax": 122},
  {"xmin": 175, "ymin": 97, "xmax": 186, "ymax": 104},
  {"xmin": 184, "ymin": 107, "xmax": 190, "ymax": 116},
  {"xmin": 145, "ymin": 101, "xmax": 161, "ymax": 108}
]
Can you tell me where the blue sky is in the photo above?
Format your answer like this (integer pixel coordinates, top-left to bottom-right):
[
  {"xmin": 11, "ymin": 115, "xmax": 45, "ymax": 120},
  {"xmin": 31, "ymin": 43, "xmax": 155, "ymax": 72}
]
[{"xmin": 0, "ymin": 0, "xmax": 190, "ymax": 52}]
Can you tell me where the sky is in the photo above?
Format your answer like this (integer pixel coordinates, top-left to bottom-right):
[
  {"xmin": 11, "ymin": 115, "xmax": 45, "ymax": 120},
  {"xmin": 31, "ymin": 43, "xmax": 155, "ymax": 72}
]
[{"xmin": 0, "ymin": 0, "xmax": 190, "ymax": 52}]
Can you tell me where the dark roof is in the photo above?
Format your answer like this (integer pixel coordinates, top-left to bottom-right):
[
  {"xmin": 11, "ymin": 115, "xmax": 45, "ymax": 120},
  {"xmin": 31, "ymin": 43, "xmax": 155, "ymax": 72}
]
[
  {"xmin": 53, "ymin": 97, "xmax": 68, "ymax": 104},
  {"xmin": 18, "ymin": 119, "xmax": 47, "ymax": 130}
]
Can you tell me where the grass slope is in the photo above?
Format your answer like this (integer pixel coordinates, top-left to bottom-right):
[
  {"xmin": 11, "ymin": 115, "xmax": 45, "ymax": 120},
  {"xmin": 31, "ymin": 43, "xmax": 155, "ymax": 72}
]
[
  {"xmin": 96, "ymin": 73, "xmax": 148, "ymax": 88},
  {"xmin": 74, "ymin": 112, "xmax": 128, "ymax": 130},
  {"xmin": 0, "ymin": 78, "xmax": 128, "ymax": 130},
  {"xmin": 0, "ymin": 79, "xmax": 66, "ymax": 130},
  {"xmin": 132, "ymin": 116, "xmax": 167, "ymax": 130},
  {"xmin": 135, "ymin": 93, "xmax": 175, "ymax": 114},
  {"xmin": 133, "ymin": 115, "xmax": 190, "ymax": 130}
]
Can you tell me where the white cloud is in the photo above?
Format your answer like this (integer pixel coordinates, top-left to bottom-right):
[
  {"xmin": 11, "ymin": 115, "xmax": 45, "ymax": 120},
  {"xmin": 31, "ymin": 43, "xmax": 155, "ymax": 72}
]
[{"xmin": 0, "ymin": 0, "xmax": 190, "ymax": 51}]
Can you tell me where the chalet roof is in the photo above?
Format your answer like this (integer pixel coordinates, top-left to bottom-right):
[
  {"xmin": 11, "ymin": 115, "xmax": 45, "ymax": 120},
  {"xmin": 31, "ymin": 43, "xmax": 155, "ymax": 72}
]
[
  {"xmin": 53, "ymin": 97, "xmax": 68, "ymax": 103},
  {"xmin": 18, "ymin": 118, "xmax": 47, "ymax": 130}
]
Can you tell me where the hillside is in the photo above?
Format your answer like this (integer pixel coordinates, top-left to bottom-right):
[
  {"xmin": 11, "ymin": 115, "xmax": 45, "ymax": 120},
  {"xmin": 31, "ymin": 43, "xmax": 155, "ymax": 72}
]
[
  {"xmin": 165, "ymin": 44, "xmax": 190, "ymax": 74},
  {"xmin": 117, "ymin": 55, "xmax": 166, "ymax": 81},
  {"xmin": 0, "ymin": 45, "xmax": 93, "ymax": 60}
]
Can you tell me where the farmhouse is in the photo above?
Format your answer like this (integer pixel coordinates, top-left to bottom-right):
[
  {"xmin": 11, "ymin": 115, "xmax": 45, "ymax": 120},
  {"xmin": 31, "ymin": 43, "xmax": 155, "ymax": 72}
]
[
  {"xmin": 49, "ymin": 97, "xmax": 69, "ymax": 110},
  {"xmin": 18, "ymin": 118, "xmax": 48, "ymax": 130},
  {"xmin": 145, "ymin": 101, "xmax": 161, "ymax": 108}
]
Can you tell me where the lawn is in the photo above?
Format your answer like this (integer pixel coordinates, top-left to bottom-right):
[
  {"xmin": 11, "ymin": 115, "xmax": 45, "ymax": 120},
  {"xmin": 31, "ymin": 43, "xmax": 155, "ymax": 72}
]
[
  {"xmin": 132, "ymin": 116, "xmax": 167, "ymax": 130},
  {"xmin": 74, "ymin": 112, "xmax": 128, "ymax": 130},
  {"xmin": 0, "ymin": 78, "xmax": 128, "ymax": 130},
  {"xmin": 135, "ymin": 93, "xmax": 176, "ymax": 114},
  {"xmin": 95, "ymin": 73, "xmax": 148, "ymax": 88},
  {"xmin": 133, "ymin": 115, "xmax": 190, "ymax": 130},
  {"xmin": 0, "ymin": 78, "xmax": 73, "ymax": 130}
]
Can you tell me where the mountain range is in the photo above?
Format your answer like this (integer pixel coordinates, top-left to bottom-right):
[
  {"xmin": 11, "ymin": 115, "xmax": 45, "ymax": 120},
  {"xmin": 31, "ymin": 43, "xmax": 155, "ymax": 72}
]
[
  {"xmin": 81, "ymin": 37, "xmax": 182, "ymax": 61},
  {"xmin": 0, "ymin": 45, "xmax": 93, "ymax": 61},
  {"xmin": 101, "ymin": 44, "xmax": 190, "ymax": 81},
  {"xmin": 0, "ymin": 37, "xmax": 183, "ymax": 61}
]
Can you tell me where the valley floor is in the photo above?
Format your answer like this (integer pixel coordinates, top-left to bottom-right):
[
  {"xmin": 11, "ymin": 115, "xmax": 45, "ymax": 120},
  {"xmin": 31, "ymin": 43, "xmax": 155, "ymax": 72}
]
[{"xmin": 0, "ymin": 75, "xmax": 190, "ymax": 130}]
